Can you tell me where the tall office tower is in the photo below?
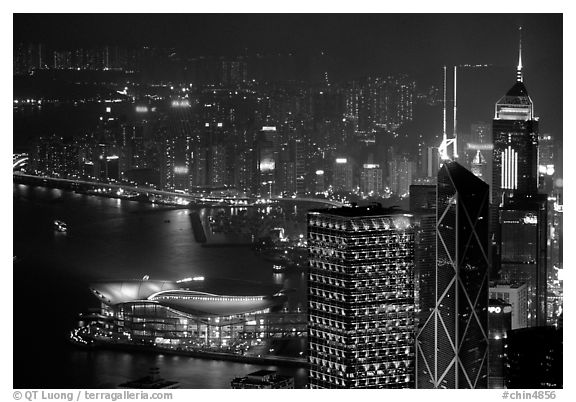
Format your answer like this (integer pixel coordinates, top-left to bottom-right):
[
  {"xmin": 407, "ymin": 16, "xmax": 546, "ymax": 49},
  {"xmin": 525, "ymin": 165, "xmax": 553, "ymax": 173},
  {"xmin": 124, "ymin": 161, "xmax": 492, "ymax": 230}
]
[
  {"xmin": 499, "ymin": 194, "xmax": 548, "ymax": 327},
  {"xmin": 491, "ymin": 30, "xmax": 543, "ymax": 295},
  {"xmin": 489, "ymin": 282, "xmax": 528, "ymax": 330},
  {"xmin": 332, "ymin": 158, "xmax": 354, "ymax": 192},
  {"xmin": 409, "ymin": 184, "xmax": 436, "ymax": 388},
  {"xmin": 360, "ymin": 164, "xmax": 383, "ymax": 195},
  {"xmin": 538, "ymin": 134, "xmax": 555, "ymax": 193},
  {"xmin": 487, "ymin": 299, "xmax": 512, "ymax": 389},
  {"xmin": 417, "ymin": 161, "xmax": 489, "ymax": 389},
  {"xmin": 504, "ymin": 326, "xmax": 563, "ymax": 389},
  {"xmin": 256, "ymin": 127, "xmax": 278, "ymax": 197},
  {"xmin": 492, "ymin": 35, "xmax": 539, "ymax": 204},
  {"xmin": 307, "ymin": 205, "xmax": 415, "ymax": 388}
]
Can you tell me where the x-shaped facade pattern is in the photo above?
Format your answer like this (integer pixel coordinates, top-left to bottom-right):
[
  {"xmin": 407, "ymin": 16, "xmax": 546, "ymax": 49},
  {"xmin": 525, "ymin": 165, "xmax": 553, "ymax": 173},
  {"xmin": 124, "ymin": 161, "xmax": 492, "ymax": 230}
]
[{"xmin": 417, "ymin": 161, "xmax": 489, "ymax": 389}]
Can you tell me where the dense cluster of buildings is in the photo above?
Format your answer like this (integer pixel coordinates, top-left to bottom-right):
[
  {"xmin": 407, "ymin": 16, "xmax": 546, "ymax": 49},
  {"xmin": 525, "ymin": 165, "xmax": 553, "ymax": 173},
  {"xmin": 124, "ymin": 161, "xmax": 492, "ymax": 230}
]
[
  {"xmin": 22, "ymin": 64, "xmax": 421, "ymax": 200},
  {"xmin": 305, "ymin": 39, "xmax": 562, "ymax": 389},
  {"xmin": 19, "ymin": 35, "xmax": 562, "ymax": 389}
]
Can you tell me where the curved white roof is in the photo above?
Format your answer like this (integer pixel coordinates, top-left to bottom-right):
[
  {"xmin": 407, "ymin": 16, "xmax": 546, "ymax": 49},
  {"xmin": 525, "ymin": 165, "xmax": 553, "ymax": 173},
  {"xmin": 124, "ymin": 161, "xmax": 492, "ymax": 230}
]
[
  {"xmin": 90, "ymin": 281, "xmax": 284, "ymax": 316},
  {"xmin": 149, "ymin": 290, "xmax": 277, "ymax": 316},
  {"xmin": 90, "ymin": 280, "xmax": 179, "ymax": 305}
]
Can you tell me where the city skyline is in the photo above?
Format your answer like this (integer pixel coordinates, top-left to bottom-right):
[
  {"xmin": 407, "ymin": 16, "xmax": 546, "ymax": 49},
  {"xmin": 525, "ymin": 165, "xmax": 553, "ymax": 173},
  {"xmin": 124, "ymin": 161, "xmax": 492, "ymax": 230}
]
[
  {"xmin": 12, "ymin": 12, "xmax": 563, "ymax": 390},
  {"xmin": 13, "ymin": 14, "xmax": 563, "ymax": 141}
]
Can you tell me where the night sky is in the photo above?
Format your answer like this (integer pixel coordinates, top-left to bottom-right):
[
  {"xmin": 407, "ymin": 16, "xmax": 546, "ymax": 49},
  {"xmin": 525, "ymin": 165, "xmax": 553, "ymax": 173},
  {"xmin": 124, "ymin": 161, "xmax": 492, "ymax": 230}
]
[{"xmin": 13, "ymin": 13, "xmax": 563, "ymax": 137}]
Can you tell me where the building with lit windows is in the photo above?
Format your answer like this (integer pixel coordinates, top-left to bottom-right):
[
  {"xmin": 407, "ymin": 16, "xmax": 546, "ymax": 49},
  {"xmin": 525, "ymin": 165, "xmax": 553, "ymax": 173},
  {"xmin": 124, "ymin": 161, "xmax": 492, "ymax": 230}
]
[
  {"xmin": 409, "ymin": 184, "xmax": 436, "ymax": 389},
  {"xmin": 388, "ymin": 155, "xmax": 414, "ymax": 198},
  {"xmin": 499, "ymin": 194, "xmax": 547, "ymax": 327},
  {"xmin": 488, "ymin": 299, "xmax": 512, "ymax": 389},
  {"xmin": 504, "ymin": 326, "xmax": 562, "ymax": 389},
  {"xmin": 492, "ymin": 43, "xmax": 539, "ymax": 204},
  {"xmin": 332, "ymin": 158, "xmax": 354, "ymax": 192},
  {"xmin": 76, "ymin": 279, "xmax": 289, "ymax": 352},
  {"xmin": 307, "ymin": 205, "xmax": 415, "ymax": 388},
  {"xmin": 491, "ymin": 31, "xmax": 545, "ymax": 324},
  {"xmin": 256, "ymin": 127, "xmax": 278, "ymax": 197},
  {"xmin": 360, "ymin": 164, "xmax": 383, "ymax": 195},
  {"xmin": 417, "ymin": 161, "xmax": 489, "ymax": 389}
]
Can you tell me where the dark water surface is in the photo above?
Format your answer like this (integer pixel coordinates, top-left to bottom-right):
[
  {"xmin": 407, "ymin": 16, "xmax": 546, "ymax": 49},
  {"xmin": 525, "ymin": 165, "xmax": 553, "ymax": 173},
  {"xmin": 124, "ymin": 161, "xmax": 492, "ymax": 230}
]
[{"xmin": 13, "ymin": 183, "xmax": 308, "ymax": 388}]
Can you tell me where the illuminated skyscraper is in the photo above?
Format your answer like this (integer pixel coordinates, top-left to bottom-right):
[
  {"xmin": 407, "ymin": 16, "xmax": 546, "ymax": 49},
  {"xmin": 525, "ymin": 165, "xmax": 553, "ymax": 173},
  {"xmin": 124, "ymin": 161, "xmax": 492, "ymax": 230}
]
[
  {"xmin": 492, "ymin": 29, "xmax": 539, "ymax": 204},
  {"xmin": 491, "ymin": 30, "xmax": 546, "ymax": 303},
  {"xmin": 307, "ymin": 205, "xmax": 415, "ymax": 388},
  {"xmin": 256, "ymin": 127, "xmax": 278, "ymax": 197},
  {"xmin": 417, "ymin": 161, "xmax": 489, "ymax": 389}
]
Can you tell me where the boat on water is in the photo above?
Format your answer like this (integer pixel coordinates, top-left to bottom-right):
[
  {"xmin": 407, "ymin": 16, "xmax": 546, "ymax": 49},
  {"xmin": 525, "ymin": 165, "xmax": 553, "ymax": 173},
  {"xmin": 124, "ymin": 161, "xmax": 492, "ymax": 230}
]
[
  {"xmin": 54, "ymin": 219, "xmax": 68, "ymax": 233},
  {"xmin": 272, "ymin": 264, "xmax": 286, "ymax": 273}
]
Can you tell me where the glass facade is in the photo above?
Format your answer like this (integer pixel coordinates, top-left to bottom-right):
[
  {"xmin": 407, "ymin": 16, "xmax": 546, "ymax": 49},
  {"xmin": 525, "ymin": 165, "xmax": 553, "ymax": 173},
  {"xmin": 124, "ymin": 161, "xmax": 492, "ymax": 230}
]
[
  {"xmin": 492, "ymin": 81, "xmax": 539, "ymax": 203},
  {"xmin": 307, "ymin": 206, "xmax": 415, "ymax": 388},
  {"xmin": 417, "ymin": 161, "xmax": 489, "ymax": 389},
  {"xmin": 499, "ymin": 194, "xmax": 547, "ymax": 327}
]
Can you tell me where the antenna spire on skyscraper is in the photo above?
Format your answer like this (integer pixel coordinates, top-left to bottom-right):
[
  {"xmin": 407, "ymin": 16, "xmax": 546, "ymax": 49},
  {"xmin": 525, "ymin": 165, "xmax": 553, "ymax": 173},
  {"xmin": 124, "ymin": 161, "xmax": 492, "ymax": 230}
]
[{"xmin": 517, "ymin": 26, "xmax": 523, "ymax": 82}]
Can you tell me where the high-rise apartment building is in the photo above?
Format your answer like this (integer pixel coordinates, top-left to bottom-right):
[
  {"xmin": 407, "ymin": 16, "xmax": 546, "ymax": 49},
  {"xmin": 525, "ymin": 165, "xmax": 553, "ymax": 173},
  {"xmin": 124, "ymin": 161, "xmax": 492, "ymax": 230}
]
[
  {"xmin": 388, "ymin": 155, "xmax": 414, "ymax": 198},
  {"xmin": 417, "ymin": 161, "xmax": 489, "ymax": 389},
  {"xmin": 307, "ymin": 205, "xmax": 415, "ymax": 388}
]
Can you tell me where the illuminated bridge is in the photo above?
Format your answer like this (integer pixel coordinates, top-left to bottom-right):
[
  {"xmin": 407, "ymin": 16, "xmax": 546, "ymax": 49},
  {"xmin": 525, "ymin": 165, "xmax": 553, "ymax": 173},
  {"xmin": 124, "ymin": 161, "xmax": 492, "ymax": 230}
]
[{"xmin": 13, "ymin": 172, "xmax": 344, "ymax": 208}]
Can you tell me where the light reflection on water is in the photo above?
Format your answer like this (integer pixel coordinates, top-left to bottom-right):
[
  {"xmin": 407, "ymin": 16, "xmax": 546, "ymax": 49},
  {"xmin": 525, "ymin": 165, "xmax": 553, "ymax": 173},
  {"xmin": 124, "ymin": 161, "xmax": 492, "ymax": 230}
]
[{"xmin": 13, "ymin": 183, "xmax": 308, "ymax": 389}]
